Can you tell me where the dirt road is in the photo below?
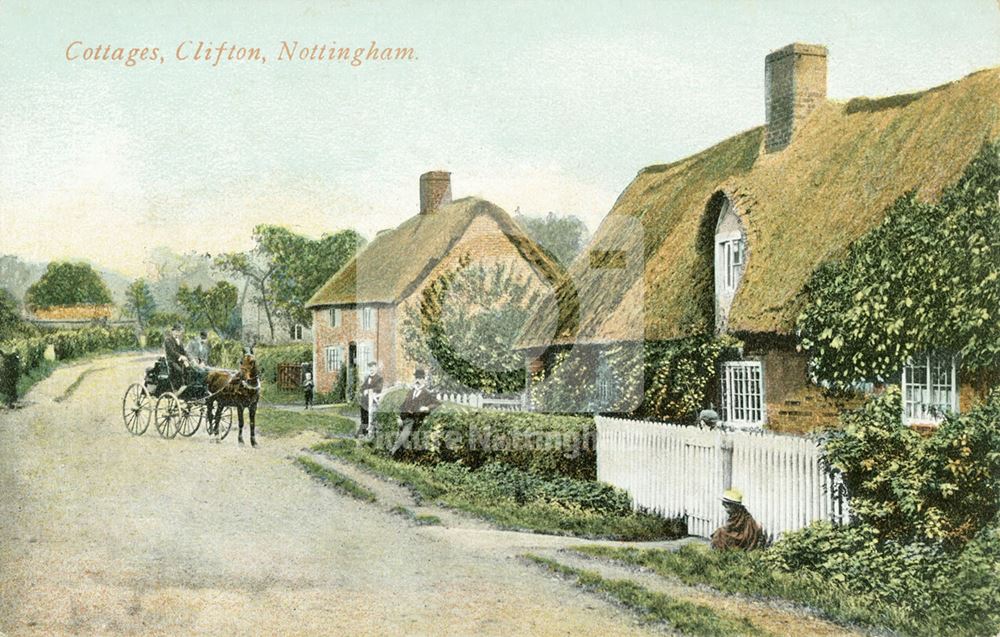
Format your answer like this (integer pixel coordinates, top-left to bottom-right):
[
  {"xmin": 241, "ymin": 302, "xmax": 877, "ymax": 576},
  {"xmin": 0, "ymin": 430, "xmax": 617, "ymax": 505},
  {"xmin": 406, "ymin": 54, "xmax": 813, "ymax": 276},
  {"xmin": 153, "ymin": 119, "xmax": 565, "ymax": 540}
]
[{"xmin": 0, "ymin": 353, "xmax": 671, "ymax": 636}]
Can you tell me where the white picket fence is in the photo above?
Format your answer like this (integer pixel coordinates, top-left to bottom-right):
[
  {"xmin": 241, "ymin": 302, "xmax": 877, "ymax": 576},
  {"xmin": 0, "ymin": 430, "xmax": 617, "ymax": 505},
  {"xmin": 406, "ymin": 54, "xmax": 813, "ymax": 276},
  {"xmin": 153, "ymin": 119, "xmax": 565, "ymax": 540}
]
[
  {"xmin": 596, "ymin": 416, "xmax": 849, "ymax": 540},
  {"xmin": 434, "ymin": 391, "xmax": 527, "ymax": 412}
]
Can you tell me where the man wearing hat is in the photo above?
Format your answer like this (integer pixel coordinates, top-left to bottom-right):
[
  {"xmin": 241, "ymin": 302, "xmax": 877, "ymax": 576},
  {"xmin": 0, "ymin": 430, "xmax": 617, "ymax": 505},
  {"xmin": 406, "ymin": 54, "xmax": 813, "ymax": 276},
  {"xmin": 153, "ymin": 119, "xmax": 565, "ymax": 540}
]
[
  {"xmin": 710, "ymin": 488, "xmax": 767, "ymax": 550},
  {"xmin": 358, "ymin": 360, "xmax": 383, "ymax": 437},
  {"xmin": 389, "ymin": 369, "xmax": 440, "ymax": 457},
  {"xmin": 163, "ymin": 323, "xmax": 190, "ymax": 390}
]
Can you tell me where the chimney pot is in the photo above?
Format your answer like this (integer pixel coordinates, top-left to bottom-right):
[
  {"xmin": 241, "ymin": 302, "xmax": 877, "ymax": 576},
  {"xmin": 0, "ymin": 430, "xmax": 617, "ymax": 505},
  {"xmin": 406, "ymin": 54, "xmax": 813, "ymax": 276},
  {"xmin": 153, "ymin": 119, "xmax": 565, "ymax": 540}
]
[
  {"xmin": 765, "ymin": 43, "xmax": 827, "ymax": 153},
  {"xmin": 419, "ymin": 171, "xmax": 452, "ymax": 214}
]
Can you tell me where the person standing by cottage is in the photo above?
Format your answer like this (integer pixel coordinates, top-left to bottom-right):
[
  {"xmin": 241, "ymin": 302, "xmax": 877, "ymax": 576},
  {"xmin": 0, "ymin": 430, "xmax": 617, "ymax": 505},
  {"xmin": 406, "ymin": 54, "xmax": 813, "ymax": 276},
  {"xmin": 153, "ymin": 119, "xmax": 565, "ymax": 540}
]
[
  {"xmin": 358, "ymin": 360, "xmax": 383, "ymax": 437},
  {"xmin": 303, "ymin": 372, "xmax": 315, "ymax": 410},
  {"xmin": 710, "ymin": 488, "xmax": 767, "ymax": 550},
  {"xmin": 389, "ymin": 369, "xmax": 439, "ymax": 458},
  {"xmin": 164, "ymin": 323, "xmax": 190, "ymax": 390},
  {"xmin": 186, "ymin": 330, "xmax": 210, "ymax": 366}
]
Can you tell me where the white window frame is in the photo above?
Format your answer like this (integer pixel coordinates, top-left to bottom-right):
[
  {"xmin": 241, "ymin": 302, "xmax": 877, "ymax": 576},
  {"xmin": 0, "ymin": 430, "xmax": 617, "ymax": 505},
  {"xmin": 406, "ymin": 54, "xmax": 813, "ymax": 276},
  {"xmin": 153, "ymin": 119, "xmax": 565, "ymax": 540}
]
[
  {"xmin": 357, "ymin": 341, "xmax": 375, "ymax": 373},
  {"xmin": 361, "ymin": 306, "xmax": 376, "ymax": 331},
  {"xmin": 330, "ymin": 308, "xmax": 342, "ymax": 328},
  {"xmin": 721, "ymin": 360, "xmax": 766, "ymax": 427},
  {"xmin": 716, "ymin": 232, "xmax": 746, "ymax": 294},
  {"xmin": 292, "ymin": 324, "xmax": 304, "ymax": 341},
  {"xmin": 595, "ymin": 350, "xmax": 614, "ymax": 407},
  {"xmin": 902, "ymin": 353, "xmax": 958, "ymax": 425},
  {"xmin": 325, "ymin": 345, "xmax": 344, "ymax": 372}
]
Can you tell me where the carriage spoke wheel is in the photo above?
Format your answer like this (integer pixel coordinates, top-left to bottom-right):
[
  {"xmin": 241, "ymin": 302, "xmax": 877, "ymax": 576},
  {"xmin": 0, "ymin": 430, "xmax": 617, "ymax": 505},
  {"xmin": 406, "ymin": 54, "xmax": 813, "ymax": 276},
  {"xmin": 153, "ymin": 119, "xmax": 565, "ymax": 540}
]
[
  {"xmin": 176, "ymin": 401, "xmax": 204, "ymax": 437},
  {"xmin": 155, "ymin": 393, "xmax": 182, "ymax": 439},
  {"xmin": 213, "ymin": 406, "xmax": 234, "ymax": 441},
  {"xmin": 122, "ymin": 383, "xmax": 152, "ymax": 436}
]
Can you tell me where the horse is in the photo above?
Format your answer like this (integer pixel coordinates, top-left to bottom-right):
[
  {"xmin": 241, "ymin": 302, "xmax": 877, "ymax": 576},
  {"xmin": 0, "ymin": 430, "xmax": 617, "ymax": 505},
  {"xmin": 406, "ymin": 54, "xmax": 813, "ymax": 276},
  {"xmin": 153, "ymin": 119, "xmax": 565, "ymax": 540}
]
[{"xmin": 205, "ymin": 351, "xmax": 261, "ymax": 446}]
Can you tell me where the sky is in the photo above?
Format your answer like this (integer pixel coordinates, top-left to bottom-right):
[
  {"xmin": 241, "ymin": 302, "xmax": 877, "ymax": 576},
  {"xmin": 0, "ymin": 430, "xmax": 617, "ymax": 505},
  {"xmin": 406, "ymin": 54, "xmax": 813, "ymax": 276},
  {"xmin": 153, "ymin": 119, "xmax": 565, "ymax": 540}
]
[{"xmin": 1, "ymin": 0, "xmax": 998, "ymax": 277}]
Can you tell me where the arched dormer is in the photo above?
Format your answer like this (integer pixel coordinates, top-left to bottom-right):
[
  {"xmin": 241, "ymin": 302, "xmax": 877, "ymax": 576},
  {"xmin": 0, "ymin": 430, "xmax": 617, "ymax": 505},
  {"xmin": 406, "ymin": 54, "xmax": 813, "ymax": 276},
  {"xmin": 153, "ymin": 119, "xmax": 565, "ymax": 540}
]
[{"xmin": 711, "ymin": 193, "xmax": 748, "ymax": 332}]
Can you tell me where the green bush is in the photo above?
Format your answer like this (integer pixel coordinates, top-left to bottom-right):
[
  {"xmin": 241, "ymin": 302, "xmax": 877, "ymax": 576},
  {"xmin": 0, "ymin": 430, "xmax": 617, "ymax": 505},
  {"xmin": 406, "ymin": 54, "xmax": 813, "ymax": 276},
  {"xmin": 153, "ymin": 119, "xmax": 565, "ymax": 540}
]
[
  {"xmin": 430, "ymin": 462, "xmax": 631, "ymax": 514},
  {"xmin": 764, "ymin": 520, "xmax": 1000, "ymax": 636},
  {"xmin": 826, "ymin": 387, "xmax": 1000, "ymax": 544},
  {"xmin": 369, "ymin": 397, "xmax": 595, "ymax": 480}
]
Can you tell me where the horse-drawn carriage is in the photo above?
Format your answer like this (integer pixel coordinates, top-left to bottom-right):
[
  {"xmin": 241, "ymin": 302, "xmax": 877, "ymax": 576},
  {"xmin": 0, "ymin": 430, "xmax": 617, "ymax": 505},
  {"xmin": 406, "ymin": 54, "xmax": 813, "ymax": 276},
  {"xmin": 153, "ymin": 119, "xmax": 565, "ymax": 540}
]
[{"xmin": 121, "ymin": 356, "xmax": 233, "ymax": 439}]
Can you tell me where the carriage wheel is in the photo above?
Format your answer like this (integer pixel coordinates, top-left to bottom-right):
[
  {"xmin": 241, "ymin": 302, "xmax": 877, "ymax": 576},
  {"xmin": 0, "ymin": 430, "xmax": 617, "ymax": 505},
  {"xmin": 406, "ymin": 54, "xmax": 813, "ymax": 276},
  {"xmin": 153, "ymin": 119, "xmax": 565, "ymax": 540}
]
[
  {"xmin": 154, "ymin": 393, "xmax": 181, "ymax": 439},
  {"xmin": 214, "ymin": 406, "xmax": 234, "ymax": 441},
  {"xmin": 176, "ymin": 401, "xmax": 204, "ymax": 437},
  {"xmin": 122, "ymin": 383, "xmax": 152, "ymax": 436}
]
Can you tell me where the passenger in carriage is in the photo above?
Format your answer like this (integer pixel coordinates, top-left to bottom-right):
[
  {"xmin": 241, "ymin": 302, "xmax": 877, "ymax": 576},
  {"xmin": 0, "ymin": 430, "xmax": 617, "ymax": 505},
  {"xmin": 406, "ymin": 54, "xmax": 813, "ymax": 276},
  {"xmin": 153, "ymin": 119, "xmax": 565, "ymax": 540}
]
[{"xmin": 163, "ymin": 323, "xmax": 190, "ymax": 390}]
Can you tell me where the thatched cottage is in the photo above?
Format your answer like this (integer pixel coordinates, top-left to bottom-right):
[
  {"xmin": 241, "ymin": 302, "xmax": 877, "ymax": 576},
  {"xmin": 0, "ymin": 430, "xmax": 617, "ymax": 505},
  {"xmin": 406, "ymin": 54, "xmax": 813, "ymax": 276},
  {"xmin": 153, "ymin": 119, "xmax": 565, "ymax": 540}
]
[
  {"xmin": 516, "ymin": 43, "xmax": 1000, "ymax": 431},
  {"xmin": 306, "ymin": 171, "xmax": 563, "ymax": 394}
]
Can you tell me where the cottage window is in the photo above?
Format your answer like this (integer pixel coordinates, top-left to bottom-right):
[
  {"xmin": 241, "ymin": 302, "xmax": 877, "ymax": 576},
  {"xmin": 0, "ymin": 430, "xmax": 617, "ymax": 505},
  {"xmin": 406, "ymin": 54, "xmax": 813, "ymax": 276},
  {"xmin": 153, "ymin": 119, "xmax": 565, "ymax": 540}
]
[
  {"xmin": 325, "ymin": 346, "xmax": 343, "ymax": 372},
  {"xmin": 902, "ymin": 353, "xmax": 957, "ymax": 425},
  {"xmin": 291, "ymin": 324, "xmax": 304, "ymax": 341},
  {"xmin": 357, "ymin": 341, "xmax": 374, "ymax": 372},
  {"xmin": 595, "ymin": 350, "xmax": 614, "ymax": 408},
  {"xmin": 721, "ymin": 360, "xmax": 765, "ymax": 426},
  {"xmin": 361, "ymin": 306, "xmax": 376, "ymax": 331},
  {"xmin": 719, "ymin": 237, "xmax": 745, "ymax": 293},
  {"xmin": 330, "ymin": 308, "xmax": 342, "ymax": 328}
]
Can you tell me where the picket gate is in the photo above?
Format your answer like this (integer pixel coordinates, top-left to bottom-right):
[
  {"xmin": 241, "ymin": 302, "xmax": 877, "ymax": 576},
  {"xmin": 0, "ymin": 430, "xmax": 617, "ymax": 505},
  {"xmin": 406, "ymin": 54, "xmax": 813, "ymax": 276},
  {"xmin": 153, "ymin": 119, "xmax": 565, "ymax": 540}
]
[{"xmin": 596, "ymin": 416, "xmax": 849, "ymax": 541}]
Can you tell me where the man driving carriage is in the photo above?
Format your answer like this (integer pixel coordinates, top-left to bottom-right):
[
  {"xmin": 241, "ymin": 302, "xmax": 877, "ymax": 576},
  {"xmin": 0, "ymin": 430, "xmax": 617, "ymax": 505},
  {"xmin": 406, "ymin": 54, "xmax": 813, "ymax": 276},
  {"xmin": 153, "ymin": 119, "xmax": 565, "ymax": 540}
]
[{"xmin": 163, "ymin": 324, "xmax": 208, "ymax": 394}]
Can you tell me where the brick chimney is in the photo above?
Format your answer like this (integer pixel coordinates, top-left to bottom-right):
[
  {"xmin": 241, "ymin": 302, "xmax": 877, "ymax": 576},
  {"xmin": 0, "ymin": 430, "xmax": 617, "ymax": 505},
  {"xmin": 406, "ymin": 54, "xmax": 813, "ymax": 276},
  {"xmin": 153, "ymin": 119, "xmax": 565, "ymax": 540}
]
[
  {"xmin": 765, "ymin": 43, "xmax": 827, "ymax": 153},
  {"xmin": 419, "ymin": 171, "xmax": 452, "ymax": 214}
]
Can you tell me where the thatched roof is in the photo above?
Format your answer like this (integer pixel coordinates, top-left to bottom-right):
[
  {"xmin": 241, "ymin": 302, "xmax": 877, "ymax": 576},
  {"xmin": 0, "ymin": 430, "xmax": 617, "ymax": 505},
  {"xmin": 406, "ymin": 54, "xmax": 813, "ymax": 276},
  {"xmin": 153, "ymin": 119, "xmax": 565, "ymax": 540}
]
[
  {"xmin": 517, "ymin": 66, "xmax": 1000, "ymax": 349},
  {"xmin": 306, "ymin": 197, "xmax": 563, "ymax": 308}
]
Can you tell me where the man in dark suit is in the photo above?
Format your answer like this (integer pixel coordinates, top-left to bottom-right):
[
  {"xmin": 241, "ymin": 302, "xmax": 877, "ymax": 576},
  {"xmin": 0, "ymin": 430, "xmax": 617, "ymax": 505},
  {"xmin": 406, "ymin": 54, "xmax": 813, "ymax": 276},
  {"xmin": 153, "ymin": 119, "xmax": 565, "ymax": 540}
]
[
  {"xmin": 163, "ymin": 324, "xmax": 189, "ymax": 390},
  {"xmin": 390, "ymin": 369, "xmax": 440, "ymax": 458},
  {"xmin": 358, "ymin": 360, "xmax": 383, "ymax": 437}
]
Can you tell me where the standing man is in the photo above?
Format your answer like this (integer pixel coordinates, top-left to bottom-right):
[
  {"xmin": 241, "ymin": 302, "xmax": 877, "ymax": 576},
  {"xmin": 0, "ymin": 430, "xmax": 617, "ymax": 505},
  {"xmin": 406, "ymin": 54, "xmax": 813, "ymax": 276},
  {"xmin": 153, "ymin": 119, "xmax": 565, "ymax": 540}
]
[
  {"xmin": 389, "ymin": 369, "xmax": 439, "ymax": 457},
  {"xmin": 303, "ymin": 372, "xmax": 315, "ymax": 410},
  {"xmin": 186, "ymin": 330, "xmax": 210, "ymax": 366},
  {"xmin": 163, "ymin": 323, "xmax": 189, "ymax": 390},
  {"xmin": 358, "ymin": 360, "xmax": 383, "ymax": 437}
]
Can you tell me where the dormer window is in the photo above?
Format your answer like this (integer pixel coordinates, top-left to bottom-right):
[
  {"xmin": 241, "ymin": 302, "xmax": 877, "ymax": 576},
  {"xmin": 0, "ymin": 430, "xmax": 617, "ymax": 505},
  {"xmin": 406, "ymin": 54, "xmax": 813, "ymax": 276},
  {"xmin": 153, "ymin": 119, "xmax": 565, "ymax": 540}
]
[
  {"xmin": 721, "ymin": 237, "xmax": 745, "ymax": 292},
  {"xmin": 713, "ymin": 195, "xmax": 747, "ymax": 331}
]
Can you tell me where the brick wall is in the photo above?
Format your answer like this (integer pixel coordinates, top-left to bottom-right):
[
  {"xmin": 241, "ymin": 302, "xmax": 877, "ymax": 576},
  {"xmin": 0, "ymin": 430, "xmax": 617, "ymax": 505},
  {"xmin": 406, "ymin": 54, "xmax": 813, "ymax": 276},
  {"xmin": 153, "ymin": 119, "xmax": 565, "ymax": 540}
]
[
  {"xmin": 312, "ymin": 213, "xmax": 556, "ymax": 392},
  {"xmin": 765, "ymin": 43, "xmax": 827, "ymax": 153}
]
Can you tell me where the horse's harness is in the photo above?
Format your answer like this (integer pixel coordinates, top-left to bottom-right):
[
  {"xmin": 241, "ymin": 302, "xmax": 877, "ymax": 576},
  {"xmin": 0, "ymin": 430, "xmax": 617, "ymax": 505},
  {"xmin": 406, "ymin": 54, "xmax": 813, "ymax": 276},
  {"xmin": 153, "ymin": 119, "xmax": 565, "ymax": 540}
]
[{"xmin": 202, "ymin": 366, "xmax": 260, "ymax": 401}]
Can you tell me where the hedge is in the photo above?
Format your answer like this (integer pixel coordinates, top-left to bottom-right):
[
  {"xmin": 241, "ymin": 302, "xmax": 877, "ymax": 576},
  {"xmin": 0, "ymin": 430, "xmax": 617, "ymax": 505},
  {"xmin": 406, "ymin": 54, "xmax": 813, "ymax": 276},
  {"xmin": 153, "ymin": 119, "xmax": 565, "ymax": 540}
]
[
  {"xmin": 370, "ymin": 389, "xmax": 596, "ymax": 480},
  {"xmin": 0, "ymin": 325, "xmax": 141, "ymax": 399}
]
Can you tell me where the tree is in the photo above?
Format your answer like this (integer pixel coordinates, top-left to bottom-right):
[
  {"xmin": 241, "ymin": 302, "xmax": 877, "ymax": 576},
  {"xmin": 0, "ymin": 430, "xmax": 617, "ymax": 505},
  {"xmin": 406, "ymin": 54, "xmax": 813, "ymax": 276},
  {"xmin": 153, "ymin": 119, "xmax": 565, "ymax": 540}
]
[
  {"xmin": 216, "ymin": 225, "xmax": 365, "ymax": 339},
  {"xmin": 400, "ymin": 257, "xmax": 538, "ymax": 394},
  {"xmin": 123, "ymin": 279, "xmax": 157, "ymax": 328},
  {"xmin": 514, "ymin": 211, "xmax": 589, "ymax": 266},
  {"xmin": 0, "ymin": 288, "xmax": 22, "ymax": 341},
  {"xmin": 25, "ymin": 262, "xmax": 112, "ymax": 309},
  {"xmin": 176, "ymin": 281, "xmax": 240, "ymax": 338}
]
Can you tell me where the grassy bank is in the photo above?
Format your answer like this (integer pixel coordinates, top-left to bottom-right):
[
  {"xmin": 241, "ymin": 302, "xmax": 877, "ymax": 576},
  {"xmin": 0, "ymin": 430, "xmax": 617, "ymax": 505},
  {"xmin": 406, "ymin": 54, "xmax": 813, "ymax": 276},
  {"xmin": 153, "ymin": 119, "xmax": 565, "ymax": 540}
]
[
  {"xmin": 312, "ymin": 439, "xmax": 684, "ymax": 541},
  {"xmin": 523, "ymin": 554, "xmax": 770, "ymax": 637},
  {"xmin": 296, "ymin": 457, "xmax": 377, "ymax": 503},
  {"xmin": 256, "ymin": 407, "xmax": 355, "ymax": 438}
]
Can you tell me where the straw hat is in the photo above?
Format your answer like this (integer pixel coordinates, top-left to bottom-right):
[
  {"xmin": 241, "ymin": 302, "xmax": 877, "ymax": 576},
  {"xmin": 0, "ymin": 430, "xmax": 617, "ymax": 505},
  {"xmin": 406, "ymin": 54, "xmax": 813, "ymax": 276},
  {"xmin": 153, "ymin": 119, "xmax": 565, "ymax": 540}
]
[{"xmin": 722, "ymin": 488, "xmax": 743, "ymax": 504}]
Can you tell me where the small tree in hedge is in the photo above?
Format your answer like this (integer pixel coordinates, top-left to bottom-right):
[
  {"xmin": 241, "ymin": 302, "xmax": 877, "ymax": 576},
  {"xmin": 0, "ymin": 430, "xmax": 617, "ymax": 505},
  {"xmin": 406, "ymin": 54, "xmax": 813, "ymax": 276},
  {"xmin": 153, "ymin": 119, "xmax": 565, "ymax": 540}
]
[
  {"xmin": 0, "ymin": 288, "xmax": 23, "ymax": 341},
  {"xmin": 25, "ymin": 262, "xmax": 112, "ymax": 309},
  {"xmin": 797, "ymin": 141, "xmax": 1000, "ymax": 387},
  {"xmin": 123, "ymin": 278, "xmax": 157, "ymax": 328},
  {"xmin": 401, "ymin": 258, "xmax": 539, "ymax": 394}
]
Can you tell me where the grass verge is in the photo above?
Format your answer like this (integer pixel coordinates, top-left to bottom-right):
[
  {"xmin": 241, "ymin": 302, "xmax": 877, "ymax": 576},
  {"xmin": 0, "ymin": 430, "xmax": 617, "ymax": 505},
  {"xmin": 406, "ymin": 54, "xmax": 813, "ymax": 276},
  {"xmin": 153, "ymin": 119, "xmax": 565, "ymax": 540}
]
[
  {"xmin": 523, "ymin": 553, "xmax": 770, "ymax": 637},
  {"xmin": 388, "ymin": 505, "xmax": 442, "ymax": 526},
  {"xmin": 312, "ymin": 439, "xmax": 684, "ymax": 541},
  {"xmin": 572, "ymin": 544, "xmax": 876, "ymax": 633},
  {"xmin": 54, "ymin": 366, "xmax": 106, "ymax": 403},
  {"xmin": 296, "ymin": 456, "xmax": 377, "ymax": 503},
  {"xmin": 257, "ymin": 408, "xmax": 355, "ymax": 438}
]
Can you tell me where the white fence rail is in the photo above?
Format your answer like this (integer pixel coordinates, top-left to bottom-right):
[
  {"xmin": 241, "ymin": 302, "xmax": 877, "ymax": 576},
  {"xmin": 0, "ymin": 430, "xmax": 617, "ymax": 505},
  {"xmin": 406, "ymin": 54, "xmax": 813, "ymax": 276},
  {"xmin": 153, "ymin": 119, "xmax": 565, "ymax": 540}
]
[
  {"xmin": 596, "ymin": 416, "xmax": 849, "ymax": 540},
  {"xmin": 434, "ymin": 391, "xmax": 527, "ymax": 412}
]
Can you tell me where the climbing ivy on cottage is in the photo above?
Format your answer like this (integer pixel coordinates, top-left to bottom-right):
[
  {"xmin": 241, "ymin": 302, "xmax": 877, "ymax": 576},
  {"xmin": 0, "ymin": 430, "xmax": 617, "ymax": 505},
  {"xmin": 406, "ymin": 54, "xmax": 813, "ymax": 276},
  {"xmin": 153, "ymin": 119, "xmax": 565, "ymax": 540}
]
[{"xmin": 797, "ymin": 141, "xmax": 1000, "ymax": 387}]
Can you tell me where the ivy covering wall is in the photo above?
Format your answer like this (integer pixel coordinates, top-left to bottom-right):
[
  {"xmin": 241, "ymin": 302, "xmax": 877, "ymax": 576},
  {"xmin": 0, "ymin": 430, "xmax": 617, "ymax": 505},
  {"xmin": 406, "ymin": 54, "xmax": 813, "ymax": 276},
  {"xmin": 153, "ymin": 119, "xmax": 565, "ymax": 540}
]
[{"xmin": 796, "ymin": 141, "xmax": 1000, "ymax": 388}]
